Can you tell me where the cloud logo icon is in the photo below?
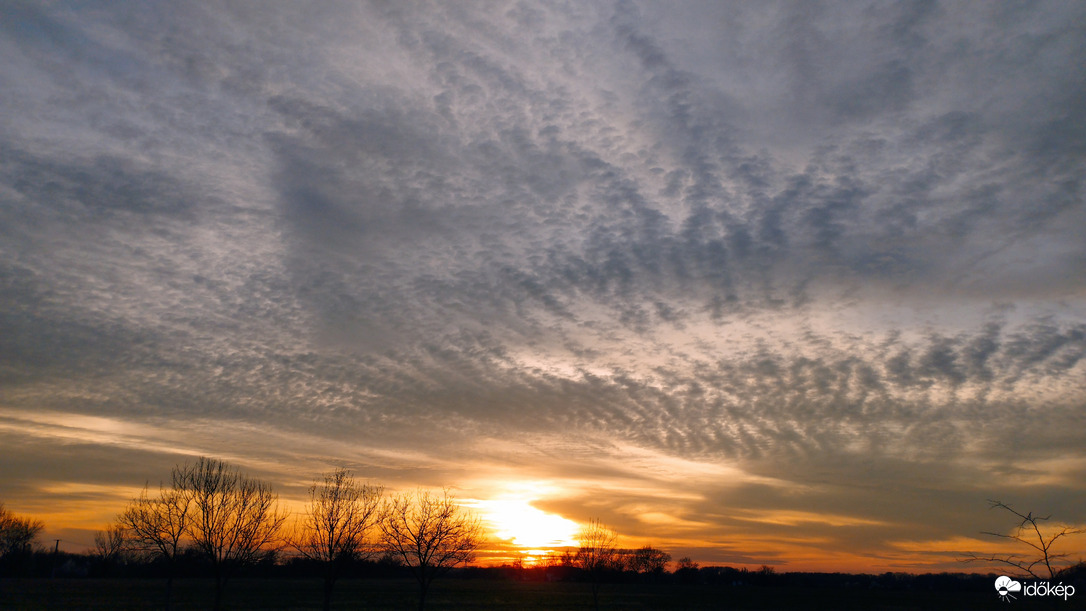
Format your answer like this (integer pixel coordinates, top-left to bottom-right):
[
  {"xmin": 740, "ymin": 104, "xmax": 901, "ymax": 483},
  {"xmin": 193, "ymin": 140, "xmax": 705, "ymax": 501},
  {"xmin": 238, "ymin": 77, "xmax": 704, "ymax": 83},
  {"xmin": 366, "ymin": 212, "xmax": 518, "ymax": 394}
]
[{"xmin": 995, "ymin": 576, "xmax": 1022, "ymax": 601}]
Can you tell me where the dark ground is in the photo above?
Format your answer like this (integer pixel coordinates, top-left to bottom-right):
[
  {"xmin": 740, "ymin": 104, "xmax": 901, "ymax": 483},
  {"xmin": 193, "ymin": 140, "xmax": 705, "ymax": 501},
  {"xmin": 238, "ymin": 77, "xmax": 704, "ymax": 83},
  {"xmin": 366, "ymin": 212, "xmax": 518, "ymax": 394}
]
[{"xmin": 2, "ymin": 577, "xmax": 1084, "ymax": 610}]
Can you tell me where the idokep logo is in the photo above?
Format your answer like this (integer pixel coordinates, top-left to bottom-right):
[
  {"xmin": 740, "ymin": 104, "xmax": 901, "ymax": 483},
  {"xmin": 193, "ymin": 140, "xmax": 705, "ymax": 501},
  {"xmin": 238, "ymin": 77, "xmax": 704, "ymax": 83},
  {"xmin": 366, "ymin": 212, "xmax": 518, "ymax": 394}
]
[
  {"xmin": 995, "ymin": 576, "xmax": 1022, "ymax": 602},
  {"xmin": 995, "ymin": 575, "xmax": 1076, "ymax": 603}
]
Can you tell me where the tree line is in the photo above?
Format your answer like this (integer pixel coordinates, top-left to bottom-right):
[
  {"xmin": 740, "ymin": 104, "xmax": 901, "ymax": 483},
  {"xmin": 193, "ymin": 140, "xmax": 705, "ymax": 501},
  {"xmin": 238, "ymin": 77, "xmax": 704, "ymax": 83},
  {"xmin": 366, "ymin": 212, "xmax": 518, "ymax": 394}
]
[
  {"xmin": 111, "ymin": 457, "xmax": 485, "ymax": 611},
  {"xmin": 1, "ymin": 458, "xmax": 482, "ymax": 611},
  {"xmin": 0, "ymin": 457, "xmax": 673, "ymax": 611},
  {"xmin": 8, "ymin": 460, "xmax": 1080, "ymax": 610}
]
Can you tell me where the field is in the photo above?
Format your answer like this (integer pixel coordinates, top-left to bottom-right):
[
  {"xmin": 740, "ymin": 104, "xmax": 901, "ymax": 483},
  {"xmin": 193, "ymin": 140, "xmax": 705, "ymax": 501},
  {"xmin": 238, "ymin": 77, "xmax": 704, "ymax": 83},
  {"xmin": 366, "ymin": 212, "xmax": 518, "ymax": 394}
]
[{"xmin": 4, "ymin": 577, "xmax": 1084, "ymax": 610}]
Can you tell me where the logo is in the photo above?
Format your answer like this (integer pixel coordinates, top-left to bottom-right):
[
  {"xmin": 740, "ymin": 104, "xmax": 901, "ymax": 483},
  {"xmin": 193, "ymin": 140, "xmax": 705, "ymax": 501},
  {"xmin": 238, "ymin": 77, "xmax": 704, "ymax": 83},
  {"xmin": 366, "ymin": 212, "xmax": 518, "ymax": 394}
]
[
  {"xmin": 994, "ymin": 576, "xmax": 1076, "ymax": 602},
  {"xmin": 995, "ymin": 576, "xmax": 1022, "ymax": 602}
]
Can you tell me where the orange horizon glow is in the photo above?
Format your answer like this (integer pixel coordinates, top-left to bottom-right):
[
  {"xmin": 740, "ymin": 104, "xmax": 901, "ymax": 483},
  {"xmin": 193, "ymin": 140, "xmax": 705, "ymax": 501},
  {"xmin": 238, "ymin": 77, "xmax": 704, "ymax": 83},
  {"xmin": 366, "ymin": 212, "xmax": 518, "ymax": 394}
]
[
  {"xmin": 11, "ymin": 479, "xmax": 1086, "ymax": 576},
  {"xmin": 23, "ymin": 499, "xmax": 1084, "ymax": 576}
]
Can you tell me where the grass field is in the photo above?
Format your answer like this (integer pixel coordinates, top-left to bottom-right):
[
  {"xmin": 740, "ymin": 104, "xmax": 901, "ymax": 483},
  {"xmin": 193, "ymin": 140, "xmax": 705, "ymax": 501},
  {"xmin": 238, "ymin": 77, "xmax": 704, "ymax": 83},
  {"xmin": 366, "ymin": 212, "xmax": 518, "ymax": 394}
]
[{"xmin": 2, "ymin": 577, "xmax": 1083, "ymax": 610}]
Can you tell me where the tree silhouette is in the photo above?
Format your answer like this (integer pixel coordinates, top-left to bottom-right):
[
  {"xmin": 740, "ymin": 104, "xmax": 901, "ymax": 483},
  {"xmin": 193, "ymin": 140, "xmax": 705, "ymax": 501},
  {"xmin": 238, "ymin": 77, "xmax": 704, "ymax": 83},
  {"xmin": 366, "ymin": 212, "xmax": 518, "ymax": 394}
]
[
  {"xmin": 176, "ymin": 457, "xmax": 286, "ymax": 610},
  {"xmin": 574, "ymin": 518, "xmax": 618, "ymax": 611},
  {"xmin": 119, "ymin": 483, "xmax": 191, "ymax": 609},
  {"xmin": 291, "ymin": 468, "xmax": 383, "ymax": 611},
  {"xmin": 630, "ymin": 545, "xmax": 671, "ymax": 576},
  {"xmin": 0, "ymin": 502, "xmax": 44, "ymax": 575},
  {"xmin": 380, "ymin": 488, "xmax": 482, "ymax": 611},
  {"xmin": 93, "ymin": 523, "xmax": 128, "ymax": 560},
  {"xmin": 966, "ymin": 499, "xmax": 1085, "ymax": 579},
  {"xmin": 92, "ymin": 522, "xmax": 129, "ymax": 575},
  {"xmin": 675, "ymin": 556, "xmax": 700, "ymax": 584}
]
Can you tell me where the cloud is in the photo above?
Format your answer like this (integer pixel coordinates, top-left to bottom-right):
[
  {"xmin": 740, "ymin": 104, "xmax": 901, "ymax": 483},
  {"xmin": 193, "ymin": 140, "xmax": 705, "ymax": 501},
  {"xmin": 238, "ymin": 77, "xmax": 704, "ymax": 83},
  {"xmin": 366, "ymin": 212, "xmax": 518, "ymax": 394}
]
[{"xmin": 1, "ymin": 0, "xmax": 1084, "ymax": 569}]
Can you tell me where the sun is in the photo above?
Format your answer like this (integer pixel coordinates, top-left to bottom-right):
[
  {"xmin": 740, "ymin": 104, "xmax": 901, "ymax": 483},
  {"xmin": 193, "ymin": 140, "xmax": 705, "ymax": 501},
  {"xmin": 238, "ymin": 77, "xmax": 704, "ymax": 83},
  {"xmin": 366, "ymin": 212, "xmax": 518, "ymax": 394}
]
[{"xmin": 474, "ymin": 495, "xmax": 580, "ymax": 549}]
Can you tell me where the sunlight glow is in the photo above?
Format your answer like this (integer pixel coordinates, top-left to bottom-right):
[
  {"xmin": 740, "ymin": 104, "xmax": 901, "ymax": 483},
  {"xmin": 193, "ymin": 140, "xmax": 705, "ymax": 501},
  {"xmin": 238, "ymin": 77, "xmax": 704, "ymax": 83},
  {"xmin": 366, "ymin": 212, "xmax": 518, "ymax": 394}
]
[{"xmin": 472, "ymin": 488, "xmax": 581, "ymax": 549}]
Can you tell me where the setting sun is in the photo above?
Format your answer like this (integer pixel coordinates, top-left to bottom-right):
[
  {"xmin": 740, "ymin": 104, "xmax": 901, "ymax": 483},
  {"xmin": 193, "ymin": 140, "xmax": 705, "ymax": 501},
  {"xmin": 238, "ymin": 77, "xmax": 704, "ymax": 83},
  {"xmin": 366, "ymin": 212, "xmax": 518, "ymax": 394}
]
[{"xmin": 474, "ymin": 495, "xmax": 580, "ymax": 549}]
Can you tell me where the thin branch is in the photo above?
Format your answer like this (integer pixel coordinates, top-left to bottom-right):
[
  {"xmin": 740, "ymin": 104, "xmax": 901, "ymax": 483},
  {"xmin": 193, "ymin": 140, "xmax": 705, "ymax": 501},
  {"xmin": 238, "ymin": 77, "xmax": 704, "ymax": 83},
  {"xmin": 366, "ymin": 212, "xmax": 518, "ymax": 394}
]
[{"xmin": 963, "ymin": 500, "xmax": 1085, "ymax": 579}]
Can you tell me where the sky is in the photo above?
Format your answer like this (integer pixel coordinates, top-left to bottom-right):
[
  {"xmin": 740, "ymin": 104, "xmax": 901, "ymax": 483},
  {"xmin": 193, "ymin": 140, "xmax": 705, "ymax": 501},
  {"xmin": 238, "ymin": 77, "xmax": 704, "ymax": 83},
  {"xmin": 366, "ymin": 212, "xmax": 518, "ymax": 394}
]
[{"xmin": 1, "ymin": 0, "xmax": 1085, "ymax": 573}]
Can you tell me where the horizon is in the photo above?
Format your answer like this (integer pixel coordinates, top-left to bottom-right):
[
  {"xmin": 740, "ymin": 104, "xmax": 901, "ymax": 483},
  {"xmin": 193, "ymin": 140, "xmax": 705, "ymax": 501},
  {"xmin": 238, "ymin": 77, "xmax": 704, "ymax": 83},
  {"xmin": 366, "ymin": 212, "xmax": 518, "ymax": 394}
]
[
  {"xmin": 7, "ymin": 479, "xmax": 1085, "ymax": 575},
  {"xmin": 2, "ymin": 1, "xmax": 1084, "ymax": 577}
]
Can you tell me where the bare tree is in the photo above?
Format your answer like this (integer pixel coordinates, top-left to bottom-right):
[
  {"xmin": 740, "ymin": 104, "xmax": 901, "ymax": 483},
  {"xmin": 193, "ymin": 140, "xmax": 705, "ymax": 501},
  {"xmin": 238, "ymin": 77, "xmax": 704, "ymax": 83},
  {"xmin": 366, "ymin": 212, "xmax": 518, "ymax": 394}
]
[
  {"xmin": 119, "ymin": 483, "xmax": 191, "ymax": 609},
  {"xmin": 574, "ymin": 518, "xmax": 618, "ymax": 611},
  {"xmin": 965, "ymin": 499, "xmax": 1085, "ymax": 579},
  {"xmin": 292, "ymin": 468, "xmax": 383, "ymax": 611},
  {"xmin": 93, "ymin": 523, "xmax": 128, "ymax": 561},
  {"xmin": 380, "ymin": 488, "xmax": 482, "ymax": 611},
  {"xmin": 177, "ymin": 457, "xmax": 286, "ymax": 611},
  {"xmin": 0, "ymin": 502, "xmax": 44, "ymax": 575},
  {"xmin": 93, "ymin": 522, "xmax": 130, "ymax": 575}
]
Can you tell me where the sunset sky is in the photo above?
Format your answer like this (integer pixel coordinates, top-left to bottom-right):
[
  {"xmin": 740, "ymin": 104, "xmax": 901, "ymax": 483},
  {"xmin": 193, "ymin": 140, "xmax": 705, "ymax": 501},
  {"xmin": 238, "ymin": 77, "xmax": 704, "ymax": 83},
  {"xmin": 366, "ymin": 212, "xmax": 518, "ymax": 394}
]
[{"xmin": 2, "ymin": 1, "xmax": 1085, "ymax": 573}]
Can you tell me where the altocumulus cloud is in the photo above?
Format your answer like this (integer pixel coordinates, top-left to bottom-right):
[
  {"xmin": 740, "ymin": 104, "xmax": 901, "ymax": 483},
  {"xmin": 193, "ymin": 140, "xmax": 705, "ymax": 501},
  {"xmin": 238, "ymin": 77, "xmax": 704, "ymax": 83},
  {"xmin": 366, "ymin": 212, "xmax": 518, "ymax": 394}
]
[{"xmin": 1, "ymin": 0, "xmax": 1084, "ymax": 569}]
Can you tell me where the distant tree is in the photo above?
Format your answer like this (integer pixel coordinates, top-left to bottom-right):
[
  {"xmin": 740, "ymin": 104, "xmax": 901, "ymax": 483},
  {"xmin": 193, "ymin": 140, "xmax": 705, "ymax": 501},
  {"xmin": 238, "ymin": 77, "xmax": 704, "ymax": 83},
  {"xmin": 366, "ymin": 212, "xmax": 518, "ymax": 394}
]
[
  {"xmin": 542, "ymin": 550, "xmax": 566, "ymax": 568},
  {"xmin": 675, "ymin": 556, "xmax": 699, "ymax": 570},
  {"xmin": 675, "ymin": 556, "xmax": 700, "ymax": 584},
  {"xmin": 560, "ymin": 548, "xmax": 575, "ymax": 567},
  {"xmin": 630, "ymin": 545, "xmax": 671, "ymax": 576},
  {"xmin": 380, "ymin": 488, "xmax": 482, "ymax": 611},
  {"xmin": 92, "ymin": 522, "xmax": 130, "ymax": 574},
  {"xmin": 119, "ymin": 483, "xmax": 192, "ymax": 609},
  {"xmin": 610, "ymin": 548, "xmax": 637, "ymax": 572},
  {"xmin": 753, "ymin": 564, "xmax": 778, "ymax": 585},
  {"xmin": 0, "ymin": 503, "xmax": 44, "ymax": 574},
  {"xmin": 0, "ymin": 503, "xmax": 43, "ymax": 555},
  {"xmin": 574, "ymin": 518, "xmax": 618, "ymax": 611},
  {"xmin": 176, "ymin": 457, "xmax": 286, "ymax": 611},
  {"xmin": 966, "ymin": 499, "xmax": 1085, "ymax": 579},
  {"xmin": 291, "ymin": 468, "xmax": 383, "ymax": 611}
]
